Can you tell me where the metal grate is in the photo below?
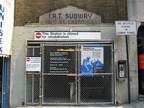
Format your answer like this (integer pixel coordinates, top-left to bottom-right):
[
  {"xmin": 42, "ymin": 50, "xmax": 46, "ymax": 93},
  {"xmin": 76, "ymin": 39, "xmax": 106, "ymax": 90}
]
[
  {"xmin": 27, "ymin": 47, "xmax": 40, "ymax": 57},
  {"xmin": 78, "ymin": 44, "xmax": 113, "ymax": 104},
  {"xmin": 26, "ymin": 47, "xmax": 41, "ymax": 105},
  {"xmin": 25, "ymin": 42, "xmax": 114, "ymax": 105},
  {"xmin": 26, "ymin": 73, "xmax": 40, "ymax": 104},
  {"xmin": 42, "ymin": 75, "xmax": 76, "ymax": 104},
  {"xmin": 42, "ymin": 44, "xmax": 77, "ymax": 104},
  {"xmin": 43, "ymin": 45, "xmax": 77, "ymax": 74},
  {"xmin": 80, "ymin": 75, "xmax": 112, "ymax": 103}
]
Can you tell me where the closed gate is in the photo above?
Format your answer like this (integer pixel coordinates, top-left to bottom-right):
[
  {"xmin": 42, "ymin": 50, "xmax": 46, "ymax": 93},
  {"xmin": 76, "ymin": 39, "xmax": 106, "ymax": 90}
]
[{"xmin": 25, "ymin": 41, "xmax": 114, "ymax": 105}]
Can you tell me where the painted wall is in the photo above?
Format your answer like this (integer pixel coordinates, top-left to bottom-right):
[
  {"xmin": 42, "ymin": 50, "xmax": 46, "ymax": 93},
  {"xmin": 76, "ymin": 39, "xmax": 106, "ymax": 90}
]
[{"xmin": 10, "ymin": 25, "xmax": 131, "ymax": 107}]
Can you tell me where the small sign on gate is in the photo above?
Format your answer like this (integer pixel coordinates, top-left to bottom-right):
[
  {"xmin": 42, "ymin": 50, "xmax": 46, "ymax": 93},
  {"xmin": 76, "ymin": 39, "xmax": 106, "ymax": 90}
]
[{"xmin": 26, "ymin": 57, "xmax": 41, "ymax": 71}]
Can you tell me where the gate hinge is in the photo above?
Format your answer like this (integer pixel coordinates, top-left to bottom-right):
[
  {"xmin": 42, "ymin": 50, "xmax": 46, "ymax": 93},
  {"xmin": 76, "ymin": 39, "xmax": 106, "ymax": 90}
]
[
  {"xmin": 39, "ymin": 52, "xmax": 42, "ymax": 55},
  {"xmin": 112, "ymin": 48, "xmax": 117, "ymax": 52},
  {"xmin": 113, "ymin": 94, "xmax": 116, "ymax": 98},
  {"xmin": 39, "ymin": 95, "xmax": 42, "ymax": 98}
]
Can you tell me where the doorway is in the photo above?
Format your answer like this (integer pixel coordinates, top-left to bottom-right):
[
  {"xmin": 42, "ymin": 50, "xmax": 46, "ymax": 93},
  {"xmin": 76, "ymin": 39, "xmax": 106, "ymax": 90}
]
[
  {"xmin": 137, "ymin": 24, "xmax": 144, "ymax": 98},
  {"xmin": 25, "ymin": 41, "xmax": 115, "ymax": 105}
]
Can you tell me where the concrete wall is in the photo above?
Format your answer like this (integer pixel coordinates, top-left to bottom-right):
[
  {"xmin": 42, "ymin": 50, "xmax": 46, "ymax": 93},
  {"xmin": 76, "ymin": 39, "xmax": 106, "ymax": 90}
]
[
  {"xmin": 127, "ymin": 0, "xmax": 144, "ymax": 21},
  {"xmin": 127, "ymin": 0, "xmax": 144, "ymax": 101},
  {"xmin": 10, "ymin": 24, "xmax": 130, "ymax": 107}
]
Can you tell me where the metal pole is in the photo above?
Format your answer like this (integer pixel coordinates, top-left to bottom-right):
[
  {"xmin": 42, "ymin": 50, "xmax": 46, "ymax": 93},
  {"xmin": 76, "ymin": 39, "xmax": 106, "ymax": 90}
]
[{"xmin": 125, "ymin": 35, "xmax": 131, "ymax": 104}]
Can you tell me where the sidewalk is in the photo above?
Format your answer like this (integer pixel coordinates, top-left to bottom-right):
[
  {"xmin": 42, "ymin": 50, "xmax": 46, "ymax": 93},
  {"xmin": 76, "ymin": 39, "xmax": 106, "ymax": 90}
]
[
  {"xmin": 120, "ymin": 101, "xmax": 144, "ymax": 108},
  {"xmin": 17, "ymin": 101, "xmax": 144, "ymax": 108}
]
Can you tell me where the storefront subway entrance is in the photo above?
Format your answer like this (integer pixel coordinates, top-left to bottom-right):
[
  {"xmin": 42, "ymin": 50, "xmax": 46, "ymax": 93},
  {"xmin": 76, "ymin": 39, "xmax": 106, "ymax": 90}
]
[{"xmin": 25, "ymin": 41, "xmax": 114, "ymax": 105}]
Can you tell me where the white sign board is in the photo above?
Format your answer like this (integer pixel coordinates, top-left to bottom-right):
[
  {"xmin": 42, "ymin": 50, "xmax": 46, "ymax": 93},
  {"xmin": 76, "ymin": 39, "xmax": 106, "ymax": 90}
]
[
  {"xmin": 115, "ymin": 21, "xmax": 137, "ymax": 35},
  {"xmin": 26, "ymin": 57, "xmax": 41, "ymax": 71},
  {"xmin": 34, "ymin": 31, "xmax": 101, "ymax": 40},
  {"xmin": 0, "ymin": 0, "xmax": 14, "ymax": 56}
]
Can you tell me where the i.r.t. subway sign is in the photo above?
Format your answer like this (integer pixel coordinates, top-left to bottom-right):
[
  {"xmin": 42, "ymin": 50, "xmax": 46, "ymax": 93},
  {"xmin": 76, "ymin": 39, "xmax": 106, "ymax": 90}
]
[
  {"xmin": 38, "ymin": 6, "xmax": 101, "ymax": 25},
  {"xmin": 47, "ymin": 13, "xmax": 93, "ymax": 19},
  {"xmin": 45, "ymin": 13, "xmax": 93, "ymax": 24}
]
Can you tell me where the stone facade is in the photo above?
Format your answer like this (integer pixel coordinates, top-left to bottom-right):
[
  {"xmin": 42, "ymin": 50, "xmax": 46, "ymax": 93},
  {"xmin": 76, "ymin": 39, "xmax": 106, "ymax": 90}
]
[
  {"xmin": 11, "ymin": 0, "xmax": 141, "ymax": 107},
  {"xmin": 14, "ymin": 0, "xmax": 127, "ymax": 26}
]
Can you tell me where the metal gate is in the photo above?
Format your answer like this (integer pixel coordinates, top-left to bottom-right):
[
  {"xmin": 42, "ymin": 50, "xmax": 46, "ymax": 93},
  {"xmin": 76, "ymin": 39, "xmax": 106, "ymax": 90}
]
[{"xmin": 25, "ymin": 42, "xmax": 114, "ymax": 105}]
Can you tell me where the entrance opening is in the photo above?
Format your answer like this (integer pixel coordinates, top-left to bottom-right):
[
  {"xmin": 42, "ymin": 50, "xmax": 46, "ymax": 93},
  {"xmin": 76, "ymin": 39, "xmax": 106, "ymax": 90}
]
[
  {"xmin": 25, "ymin": 41, "xmax": 114, "ymax": 105},
  {"xmin": 137, "ymin": 24, "xmax": 144, "ymax": 100}
]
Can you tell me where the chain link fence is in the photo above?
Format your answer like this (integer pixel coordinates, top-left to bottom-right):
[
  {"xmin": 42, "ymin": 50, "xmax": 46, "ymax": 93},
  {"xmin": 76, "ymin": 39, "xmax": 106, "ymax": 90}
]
[
  {"xmin": 25, "ymin": 42, "xmax": 114, "ymax": 105},
  {"xmin": 26, "ymin": 47, "xmax": 41, "ymax": 105}
]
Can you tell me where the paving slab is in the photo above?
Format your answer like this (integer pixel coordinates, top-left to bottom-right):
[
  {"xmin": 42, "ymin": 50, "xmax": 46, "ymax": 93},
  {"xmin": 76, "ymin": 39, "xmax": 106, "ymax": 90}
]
[{"xmin": 16, "ymin": 101, "xmax": 144, "ymax": 108}]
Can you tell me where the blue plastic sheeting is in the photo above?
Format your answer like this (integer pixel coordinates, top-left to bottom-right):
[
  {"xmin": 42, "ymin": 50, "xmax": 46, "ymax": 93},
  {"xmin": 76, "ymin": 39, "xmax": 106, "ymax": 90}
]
[{"xmin": 2, "ymin": 57, "xmax": 8, "ymax": 108}]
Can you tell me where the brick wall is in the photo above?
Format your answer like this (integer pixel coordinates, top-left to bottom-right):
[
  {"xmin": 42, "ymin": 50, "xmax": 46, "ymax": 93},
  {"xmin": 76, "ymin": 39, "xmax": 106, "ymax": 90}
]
[{"xmin": 14, "ymin": 0, "xmax": 127, "ymax": 26}]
